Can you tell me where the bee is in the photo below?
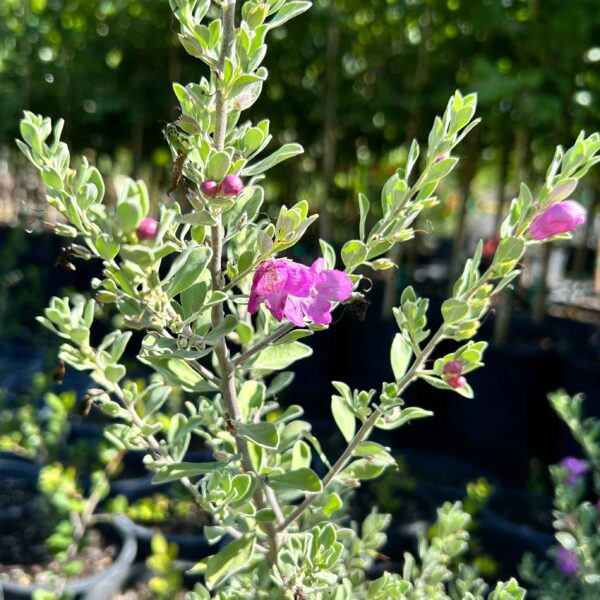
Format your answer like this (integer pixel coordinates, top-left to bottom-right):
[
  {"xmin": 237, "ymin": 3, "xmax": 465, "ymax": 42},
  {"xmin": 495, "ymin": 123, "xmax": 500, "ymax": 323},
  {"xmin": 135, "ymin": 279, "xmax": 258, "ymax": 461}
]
[
  {"xmin": 167, "ymin": 150, "xmax": 187, "ymax": 195},
  {"xmin": 55, "ymin": 246, "xmax": 76, "ymax": 271},
  {"xmin": 344, "ymin": 292, "xmax": 371, "ymax": 322},
  {"xmin": 293, "ymin": 587, "xmax": 306, "ymax": 600},
  {"xmin": 52, "ymin": 359, "xmax": 66, "ymax": 384},
  {"xmin": 224, "ymin": 415, "xmax": 236, "ymax": 433},
  {"xmin": 163, "ymin": 123, "xmax": 187, "ymax": 153},
  {"xmin": 76, "ymin": 394, "xmax": 94, "ymax": 418}
]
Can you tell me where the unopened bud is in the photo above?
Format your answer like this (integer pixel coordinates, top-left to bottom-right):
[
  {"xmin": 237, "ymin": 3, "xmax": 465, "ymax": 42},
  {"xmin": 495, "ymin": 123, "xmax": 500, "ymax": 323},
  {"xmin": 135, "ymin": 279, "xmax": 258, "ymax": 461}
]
[
  {"xmin": 136, "ymin": 217, "xmax": 158, "ymax": 241},
  {"xmin": 447, "ymin": 374, "xmax": 467, "ymax": 389},
  {"xmin": 344, "ymin": 478, "xmax": 361, "ymax": 489},
  {"xmin": 200, "ymin": 179, "xmax": 219, "ymax": 198},
  {"xmin": 443, "ymin": 360, "xmax": 463, "ymax": 376},
  {"xmin": 214, "ymin": 451, "xmax": 231, "ymax": 463},
  {"xmin": 220, "ymin": 174, "xmax": 244, "ymax": 197}
]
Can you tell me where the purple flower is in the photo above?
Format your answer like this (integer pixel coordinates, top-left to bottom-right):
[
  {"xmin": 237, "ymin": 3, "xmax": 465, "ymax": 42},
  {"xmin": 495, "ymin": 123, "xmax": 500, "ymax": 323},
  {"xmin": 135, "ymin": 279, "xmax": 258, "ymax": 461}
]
[
  {"xmin": 136, "ymin": 217, "xmax": 158, "ymax": 241},
  {"xmin": 200, "ymin": 180, "xmax": 219, "ymax": 198},
  {"xmin": 559, "ymin": 456, "xmax": 590, "ymax": 486},
  {"xmin": 555, "ymin": 547, "xmax": 580, "ymax": 576},
  {"xmin": 248, "ymin": 258, "xmax": 352, "ymax": 327},
  {"xmin": 443, "ymin": 360, "xmax": 463, "ymax": 375},
  {"xmin": 529, "ymin": 200, "xmax": 586, "ymax": 240},
  {"xmin": 220, "ymin": 174, "xmax": 244, "ymax": 197}
]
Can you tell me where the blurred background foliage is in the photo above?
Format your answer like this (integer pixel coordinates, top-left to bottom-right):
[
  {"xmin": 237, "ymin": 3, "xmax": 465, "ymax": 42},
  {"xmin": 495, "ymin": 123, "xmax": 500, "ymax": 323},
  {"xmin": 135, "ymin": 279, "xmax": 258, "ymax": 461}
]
[{"xmin": 1, "ymin": 0, "xmax": 600, "ymax": 336}]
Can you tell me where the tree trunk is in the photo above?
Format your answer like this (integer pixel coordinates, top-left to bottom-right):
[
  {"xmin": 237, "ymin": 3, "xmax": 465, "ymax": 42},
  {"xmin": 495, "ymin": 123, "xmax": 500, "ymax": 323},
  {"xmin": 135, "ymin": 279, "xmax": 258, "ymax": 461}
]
[
  {"xmin": 532, "ymin": 244, "xmax": 552, "ymax": 324},
  {"xmin": 571, "ymin": 185, "xmax": 599, "ymax": 278},
  {"xmin": 449, "ymin": 145, "xmax": 480, "ymax": 287},
  {"xmin": 131, "ymin": 118, "xmax": 144, "ymax": 179},
  {"xmin": 493, "ymin": 140, "xmax": 510, "ymax": 235},
  {"xmin": 320, "ymin": 20, "xmax": 340, "ymax": 242}
]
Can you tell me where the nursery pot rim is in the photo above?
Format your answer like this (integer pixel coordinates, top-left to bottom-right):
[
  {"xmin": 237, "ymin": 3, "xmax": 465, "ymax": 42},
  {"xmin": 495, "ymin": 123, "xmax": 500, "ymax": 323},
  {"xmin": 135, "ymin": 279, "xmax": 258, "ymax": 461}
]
[{"xmin": 0, "ymin": 515, "xmax": 137, "ymax": 598}]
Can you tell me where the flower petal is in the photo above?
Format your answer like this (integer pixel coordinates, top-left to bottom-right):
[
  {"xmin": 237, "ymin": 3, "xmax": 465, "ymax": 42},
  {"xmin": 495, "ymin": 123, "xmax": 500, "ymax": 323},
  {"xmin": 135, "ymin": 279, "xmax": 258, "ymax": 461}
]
[
  {"xmin": 283, "ymin": 262, "xmax": 313, "ymax": 297},
  {"xmin": 302, "ymin": 296, "xmax": 333, "ymax": 325},
  {"xmin": 311, "ymin": 258, "xmax": 325, "ymax": 274},
  {"xmin": 315, "ymin": 269, "xmax": 353, "ymax": 302},
  {"xmin": 265, "ymin": 291, "xmax": 287, "ymax": 321},
  {"xmin": 283, "ymin": 296, "xmax": 306, "ymax": 327}
]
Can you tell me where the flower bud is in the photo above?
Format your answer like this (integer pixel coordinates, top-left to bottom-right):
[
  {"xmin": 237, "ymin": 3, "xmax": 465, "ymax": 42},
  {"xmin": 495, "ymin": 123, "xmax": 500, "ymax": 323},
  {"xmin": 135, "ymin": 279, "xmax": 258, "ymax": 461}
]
[
  {"xmin": 214, "ymin": 451, "xmax": 231, "ymax": 463},
  {"xmin": 244, "ymin": 2, "xmax": 268, "ymax": 28},
  {"xmin": 559, "ymin": 456, "xmax": 589, "ymax": 486},
  {"xmin": 220, "ymin": 174, "xmax": 244, "ymax": 197},
  {"xmin": 529, "ymin": 200, "xmax": 586, "ymax": 240},
  {"xmin": 136, "ymin": 217, "xmax": 158, "ymax": 241},
  {"xmin": 555, "ymin": 547, "xmax": 580, "ymax": 576},
  {"xmin": 200, "ymin": 179, "xmax": 219, "ymax": 198},
  {"xmin": 443, "ymin": 360, "xmax": 463, "ymax": 375},
  {"xmin": 344, "ymin": 477, "xmax": 361, "ymax": 489},
  {"xmin": 447, "ymin": 374, "xmax": 467, "ymax": 389}
]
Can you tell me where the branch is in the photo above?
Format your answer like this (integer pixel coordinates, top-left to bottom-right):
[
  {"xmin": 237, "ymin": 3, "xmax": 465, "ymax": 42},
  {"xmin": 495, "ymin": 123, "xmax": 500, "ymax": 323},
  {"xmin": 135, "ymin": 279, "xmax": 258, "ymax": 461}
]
[
  {"xmin": 160, "ymin": 326, "xmax": 222, "ymax": 387},
  {"xmin": 231, "ymin": 322, "xmax": 295, "ymax": 367},
  {"xmin": 109, "ymin": 381, "xmax": 269, "ymax": 555},
  {"xmin": 277, "ymin": 326, "xmax": 446, "ymax": 532},
  {"xmin": 207, "ymin": 0, "xmax": 281, "ymax": 565}
]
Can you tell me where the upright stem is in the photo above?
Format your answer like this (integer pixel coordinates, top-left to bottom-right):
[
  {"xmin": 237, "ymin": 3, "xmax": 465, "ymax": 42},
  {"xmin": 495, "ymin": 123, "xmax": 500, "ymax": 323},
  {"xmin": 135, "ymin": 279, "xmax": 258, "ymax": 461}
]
[
  {"xmin": 277, "ymin": 326, "xmax": 446, "ymax": 532},
  {"xmin": 209, "ymin": 0, "xmax": 280, "ymax": 564},
  {"xmin": 277, "ymin": 262, "xmax": 499, "ymax": 532}
]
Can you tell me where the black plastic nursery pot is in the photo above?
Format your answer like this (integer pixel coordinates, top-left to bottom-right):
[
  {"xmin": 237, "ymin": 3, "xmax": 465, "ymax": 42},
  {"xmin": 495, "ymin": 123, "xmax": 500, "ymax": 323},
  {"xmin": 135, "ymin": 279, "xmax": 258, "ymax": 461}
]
[
  {"xmin": 449, "ymin": 343, "xmax": 565, "ymax": 486},
  {"xmin": 130, "ymin": 521, "xmax": 212, "ymax": 562},
  {"xmin": 392, "ymin": 449, "xmax": 500, "ymax": 505},
  {"xmin": 0, "ymin": 457, "xmax": 40, "ymax": 522},
  {"xmin": 0, "ymin": 515, "xmax": 137, "ymax": 600}
]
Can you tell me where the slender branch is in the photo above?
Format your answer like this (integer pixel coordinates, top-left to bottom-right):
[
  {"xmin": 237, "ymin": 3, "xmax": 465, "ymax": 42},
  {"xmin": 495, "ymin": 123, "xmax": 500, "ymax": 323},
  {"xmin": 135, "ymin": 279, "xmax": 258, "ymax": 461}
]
[
  {"xmin": 207, "ymin": 0, "xmax": 280, "ymax": 565},
  {"xmin": 160, "ymin": 326, "xmax": 222, "ymax": 387},
  {"xmin": 112, "ymin": 382, "xmax": 268, "ymax": 554},
  {"xmin": 231, "ymin": 322, "xmax": 295, "ymax": 367},
  {"xmin": 277, "ymin": 326, "xmax": 446, "ymax": 532},
  {"xmin": 265, "ymin": 485, "xmax": 286, "ymax": 526},
  {"xmin": 67, "ymin": 450, "xmax": 124, "ymax": 560},
  {"xmin": 277, "ymin": 257, "xmax": 508, "ymax": 532}
]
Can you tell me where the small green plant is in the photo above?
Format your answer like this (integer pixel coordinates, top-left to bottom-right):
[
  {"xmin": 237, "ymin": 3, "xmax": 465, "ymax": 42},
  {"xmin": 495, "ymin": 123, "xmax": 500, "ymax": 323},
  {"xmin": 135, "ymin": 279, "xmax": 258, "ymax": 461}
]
[
  {"xmin": 520, "ymin": 390, "xmax": 600, "ymax": 598},
  {"xmin": 0, "ymin": 374, "xmax": 74, "ymax": 462},
  {"xmin": 147, "ymin": 534, "xmax": 185, "ymax": 599},
  {"xmin": 26, "ymin": 450, "xmax": 123, "ymax": 598}
]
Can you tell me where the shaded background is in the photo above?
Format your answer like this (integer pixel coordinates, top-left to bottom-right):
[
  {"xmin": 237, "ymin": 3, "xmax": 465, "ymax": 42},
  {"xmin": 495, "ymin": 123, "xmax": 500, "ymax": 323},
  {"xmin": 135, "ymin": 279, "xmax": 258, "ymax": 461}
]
[{"xmin": 1, "ymin": 0, "xmax": 600, "ymax": 510}]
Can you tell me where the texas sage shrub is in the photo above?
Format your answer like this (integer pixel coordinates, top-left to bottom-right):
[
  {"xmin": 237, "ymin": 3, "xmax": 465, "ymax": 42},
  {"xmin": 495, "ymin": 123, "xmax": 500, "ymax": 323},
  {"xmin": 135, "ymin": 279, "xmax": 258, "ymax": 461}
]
[{"xmin": 16, "ymin": 0, "xmax": 600, "ymax": 597}]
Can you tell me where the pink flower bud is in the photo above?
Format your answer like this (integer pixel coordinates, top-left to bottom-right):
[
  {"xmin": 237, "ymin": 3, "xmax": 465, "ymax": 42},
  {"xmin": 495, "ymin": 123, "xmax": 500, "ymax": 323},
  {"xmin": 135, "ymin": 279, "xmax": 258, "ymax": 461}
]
[
  {"xmin": 136, "ymin": 217, "xmax": 158, "ymax": 241},
  {"xmin": 443, "ymin": 360, "xmax": 463, "ymax": 375},
  {"xmin": 434, "ymin": 154, "xmax": 448, "ymax": 163},
  {"xmin": 200, "ymin": 180, "xmax": 219, "ymax": 198},
  {"xmin": 220, "ymin": 174, "xmax": 244, "ymax": 197},
  {"xmin": 447, "ymin": 374, "xmax": 467, "ymax": 389},
  {"xmin": 483, "ymin": 237, "xmax": 499, "ymax": 258},
  {"xmin": 529, "ymin": 200, "xmax": 586, "ymax": 240}
]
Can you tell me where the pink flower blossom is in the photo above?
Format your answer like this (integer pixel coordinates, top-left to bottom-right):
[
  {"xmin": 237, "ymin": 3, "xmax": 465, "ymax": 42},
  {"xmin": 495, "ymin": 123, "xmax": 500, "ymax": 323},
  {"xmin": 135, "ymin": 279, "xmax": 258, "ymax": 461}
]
[
  {"xmin": 248, "ymin": 258, "xmax": 352, "ymax": 327},
  {"xmin": 136, "ymin": 217, "xmax": 158, "ymax": 241},
  {"xmin": 220, "ymin": 174, "xmax": 244, "ymax": 197},
  {"xmin": 529, "ymin": 200, "xmax": 586, "ymax": 240},
  {"xmin": 200, "ymin": 180, "xmax": 219, "ymax": 197}
]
